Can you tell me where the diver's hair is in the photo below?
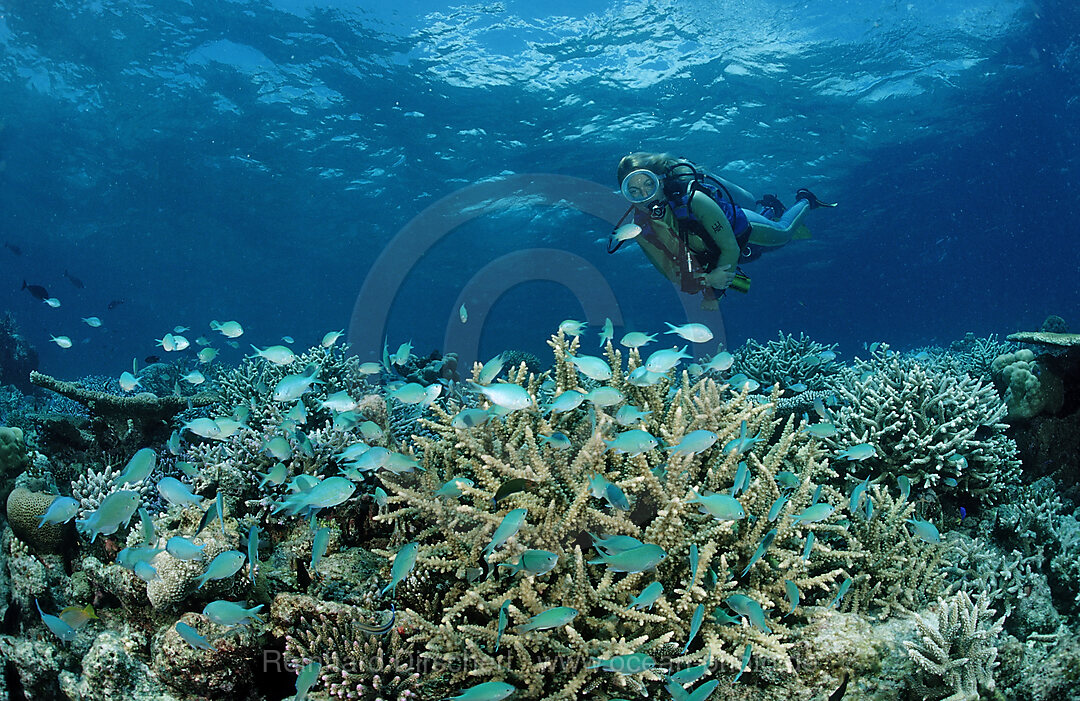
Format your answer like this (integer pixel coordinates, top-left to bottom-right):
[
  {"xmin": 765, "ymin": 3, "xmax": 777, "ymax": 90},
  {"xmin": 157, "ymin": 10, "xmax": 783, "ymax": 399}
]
[{"xmin": 616, "ymin": 152, "xmax": 699, "ymax": 187}]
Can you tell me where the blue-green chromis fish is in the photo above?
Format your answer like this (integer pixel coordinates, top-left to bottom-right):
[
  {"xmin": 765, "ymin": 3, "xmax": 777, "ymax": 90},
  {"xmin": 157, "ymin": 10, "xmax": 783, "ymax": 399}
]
[
  {"xmin": 666, "ymin": 678, "xmax": 720, "ymax": 701},
  {"xmin": 667, "ymin": 429, "xmax": 719, "ymax": 457},
  {"xmin": 733, "ymin": 643, "xmax": 752, "ymax": 683},
  {"xmin": 587, "ymin": 653, "xmax": 655, "ymax": 675},
  {"xmin": 517, "ymin": 606, "xmax": 578, "ymax": 632},
  {"xmin": 434, "ymin": 477, "xmax": 474, "ymax": 499},
  {"xmin": 134, "ymin": 561, "xmax": 159, "ymax": 582},
  {"xmin": 216, "ymin": 492, "xmax": 225, "ymax": 535},
  {"xmin": 604, "ymin": 483, "xmax": 631, "ymax": 511},
  {"xmin": 725, "ymin": 594, "xmax": 771, "ymax": 633},
  {"xmin": 907, "ymin": 518, "xmax": 941, "ymax": 543},
  {"xmin": 688, "ymin": 491, "xmax": 745, "ymax": 521},
  {"xmin": 247, "ymin": 524, "xmax": 260, "ymax": 585},
  {"xmin": 201, "ymin": 600, "xmax": 264, "ymax": 627},
  {"xmin": 783, "ymin": 579, "xmax": 801, "ymax": 615},
  {"xmin": 587, "ymin": 543, "xmax": 666, "ymax": 573},
  {"xmin": 741, "ymin": 528, "xmax": 777, "ymax": 577},
  {"xmin": 166, "ymin": 536, "xmax": 205, "ymax": 561},
  {"xmin": 538, "ymin": 432, "xmax": 572, "ymax": 450},
  {"xmin": 157, "ymin": 477, "xmax": 204, "ymax": 508},
  {"xmin": 688, "ymin": 543, "xmax": 699, "ymax": 587},
  {"xmin": 138, "ymin": 507, "xmax": 156, "ymax": 544},
  {"xmin": 111, "ymin": 448, "xmax": 157, "ymax": 486},
  {"xmin": 668, "ymin": 657, "xmax": 710, "ymax": 685},
  {"xmin": 77, "ymin": 490, "xmax": 141, "ymax": 542},
  {"xmin": 849, "ymin": 477, "xmax": 869, "ymax": 514},
  {"xmin": 291, "ymin": 660, "xmax": 321, "ymax": 701},
  {"xmin": 776, "ymin": 471, "xmax": 800, "ymax": 490},
  {"xmin": 176, "ymin": 621, "xmax": 217, "ymax": 651},
  {"xmin": 767, "ymin": 494, "xmax": 789, "ymax": 522},
  {"xmin": 589, "ymin": 532, "xmax": 644, "ymax": 554},
  {"xmin": 497, "ymin": 550, "xmax": 558, "ymax": 577},
  {"xmin": 829, "ymin": 577, "xmax": 853, "ymax": 609},
  {"xmin": 310, "ymin": 527, "xmax": 330, "ymax": 575},
  {"xmin": 898, "ymin": 474, "xmax": 911, "ymax": 501},
  {"xmin": 604, "ymin": 429, "xmax": 658, "ymax": 456},
  {"xmin": 494, "ymin": 599, "xmax": 510, "ymax": 652},
  {"xmin": 790, "ymin": 503, "xmax": 834, "ymax": 525},
  {"xmin": 682, "ymin": 603, "xmax": 704, "ymax": 654},
  {"xmin": 835, "ymin": 443, "xmax": 876, "ymax": 461},
  {"xmin": 381, "ymin": 542, "xmax": 419, "ymax": 597},
  {"xmin": 441, "ymin": 681, "xmax": 516, "ymax": 701},
  {"xmin": 730, "ymin": 460, "xmax": 750, "ymax": 496},
  {"xmin": 483, "ymin": 508, "xmax": 527, "ymax": 558},
  {"xmin": 802, "ymin": 531, "xmax": 815, "ymax": 561},
  {"xmin": 196, "ymin": 550, "xmax": 246, "ymax": 589},
  {"xmin": 38, "ymin": 496, "xmax": 78, "ymax": 528},
  {"xmin": 37, "ymin": 599, "xmax": 76, "ymax": 643},
  {"xmin": 626, "ymin": 581, "xmax": 663, "ymax": 610}
]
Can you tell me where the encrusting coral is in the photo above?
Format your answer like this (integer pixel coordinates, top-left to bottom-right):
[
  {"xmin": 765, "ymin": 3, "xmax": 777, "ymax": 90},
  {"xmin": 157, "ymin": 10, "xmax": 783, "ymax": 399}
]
[{"xmin": 373, "ymin": 333, "xmax": 946, "ymax": 699}]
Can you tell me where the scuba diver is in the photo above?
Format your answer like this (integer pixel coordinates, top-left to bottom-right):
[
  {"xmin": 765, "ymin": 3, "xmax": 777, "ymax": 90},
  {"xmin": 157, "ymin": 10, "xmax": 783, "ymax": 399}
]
[{"xmin": 611, "ymin": 151, "xmax": 836, "ymax": 310}]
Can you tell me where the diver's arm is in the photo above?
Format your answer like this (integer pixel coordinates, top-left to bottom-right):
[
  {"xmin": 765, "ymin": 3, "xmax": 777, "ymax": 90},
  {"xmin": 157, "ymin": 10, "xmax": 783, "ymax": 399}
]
[
  {"xmin": 690, "ymin": 192, "xmax": 741, "ymax": 275},
  {"xmin": 711, "ymin": 175, "xmax": 757, "ymax": 209}
]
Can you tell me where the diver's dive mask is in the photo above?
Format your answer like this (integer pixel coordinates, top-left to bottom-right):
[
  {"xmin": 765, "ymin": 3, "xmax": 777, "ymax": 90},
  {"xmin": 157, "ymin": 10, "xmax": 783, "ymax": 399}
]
[{"xmin": 620, "ymin": 169, "xmax": 667, "ymax": 219}]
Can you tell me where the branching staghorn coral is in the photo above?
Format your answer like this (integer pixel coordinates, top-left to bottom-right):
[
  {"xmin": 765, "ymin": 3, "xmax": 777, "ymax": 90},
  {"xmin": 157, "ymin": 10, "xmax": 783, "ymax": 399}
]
[
  {"xmin": 904, "ymin": 589, "xmax": 1006, "ymax": 701},
  {"xmin": 285, "ymin": 607, "xmax": 420, "ymax": 700},
  {"xmin": 733, "ymin": 331, "xmax": 842, "ymax": 391},
  {"xmin": 373, "ymin": 333, "xmax": 943, "ymax": 699},
  {"xmin": 825, "ymin": 345, "xmax": 1020, "ymax": 502}
]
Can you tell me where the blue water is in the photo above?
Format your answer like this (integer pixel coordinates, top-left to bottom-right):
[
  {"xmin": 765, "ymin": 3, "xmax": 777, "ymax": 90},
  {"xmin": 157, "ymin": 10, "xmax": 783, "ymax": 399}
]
[{"xmin": 1, "ymin": 0, "xmax": 1077, "ymax": 377}]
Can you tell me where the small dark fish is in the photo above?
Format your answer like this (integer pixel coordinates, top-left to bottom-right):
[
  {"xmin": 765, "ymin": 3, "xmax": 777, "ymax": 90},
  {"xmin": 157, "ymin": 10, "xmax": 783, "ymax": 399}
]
[
  {"xmin": 828, "ymin": 670, "xmax": 849, "ymax": 700},
  {"xmin": 492, "ymin": 478, "xmax": 538, "ymax": 506},
  {"xmin": 354, "ymin": 605, "xmax": 395, "ymax": 636},
  {"xmin": 973, "ymin": 424, "xmax": 994, "ymax": 441},
  {"xmin": 144, "ymin": 355, "xmax": 161, "ymax": 364},
  {"xmin": 195, "ymin": 498, "xmax": 219, "ymax": 537},
  {"xmin": 107, "ymin": 299, "xmax": 125, "ymax": 310},
  {"xmin": 21, "ymin": 280, "xmax": 48, "ymax": 301},
  {"xmin": 64, "ymin": 270, "xmax": 84, "ymax": 289},
  {"xmin": 4, "ymin": 242, "xmax": 22, "ymax": 255}
]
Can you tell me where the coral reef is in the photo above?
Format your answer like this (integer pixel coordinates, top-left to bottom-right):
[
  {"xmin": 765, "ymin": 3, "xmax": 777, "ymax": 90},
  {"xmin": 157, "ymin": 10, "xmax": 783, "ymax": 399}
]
[
  {"xmin": 30, "ymin": 370, "xmax": 217, "ymax": 421},
  {"xmin": 373, "ymin": 333, "xmax": 945, "ymax": 699},
  {"xmin": 0, "ymin": 424, "xmax": 30, "ymax": 500},
  {"xmin": 0, "ymin": 311, "xmax": 39, "ymax": 393},
  {"xmin": 904, "ymin": 589, "xmax": 1006, "ymax": 701},
  {"xmin": 282, "ymin": 602, "xmax": 420, "ymax": 699},
  {"xmin": 829, "ymin": 345, "xmax": 1021, "ymax": 501},
  {"xmin": 6, "ymin": 486, "xmax": 73, "ymax": 553},
  {"xmin": 399, "ymin": 349, "xmax": 460, "ymax": 385},
  {"xmin": 992, "ymin": 349, "xmax": 1063, "ymax": 420},
  {"xmin": 733, "ymin": 331, "xmax": 842, "ymax": 391}
]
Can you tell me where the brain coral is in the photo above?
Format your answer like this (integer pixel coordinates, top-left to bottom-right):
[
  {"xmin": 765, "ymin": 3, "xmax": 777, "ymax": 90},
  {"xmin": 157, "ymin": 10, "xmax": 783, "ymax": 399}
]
[{"xmin": 6, "ymin": 487, "xmax": 71, "ymax": 553}]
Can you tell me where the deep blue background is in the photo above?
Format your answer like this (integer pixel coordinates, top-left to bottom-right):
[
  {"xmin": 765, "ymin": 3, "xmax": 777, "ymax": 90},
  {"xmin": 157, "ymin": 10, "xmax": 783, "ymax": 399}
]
[{"xmin": 1, "ymin": 0, "xmax": 1076, "ymax": 377}]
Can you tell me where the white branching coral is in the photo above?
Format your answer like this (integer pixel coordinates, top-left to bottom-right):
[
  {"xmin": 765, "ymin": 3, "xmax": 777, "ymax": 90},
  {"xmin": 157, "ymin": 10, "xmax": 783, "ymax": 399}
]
[
  {"xmin": 827, "ymin": 345, "xmax": 1020, "ymax": 502},
  {"xmin": 733, "ymin": 331, "xmax": 842, "ymax": 391},
  {"xmin": 904, "ymin": 589, "xmax": 1006, "ymax": 701}
]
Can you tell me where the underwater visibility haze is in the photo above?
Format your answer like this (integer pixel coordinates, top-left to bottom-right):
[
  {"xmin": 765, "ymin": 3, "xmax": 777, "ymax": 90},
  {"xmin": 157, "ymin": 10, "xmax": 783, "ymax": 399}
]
[{"xmin": 0, "ymin": 0, "xmax": 1079, "ymax": 700}]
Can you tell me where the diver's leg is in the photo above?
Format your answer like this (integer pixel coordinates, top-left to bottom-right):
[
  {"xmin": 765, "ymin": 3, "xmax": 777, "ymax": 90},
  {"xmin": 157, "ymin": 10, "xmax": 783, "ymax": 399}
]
[{"xmin": 745, "ymin": 199, "xmax": 810, "ymax": 246}]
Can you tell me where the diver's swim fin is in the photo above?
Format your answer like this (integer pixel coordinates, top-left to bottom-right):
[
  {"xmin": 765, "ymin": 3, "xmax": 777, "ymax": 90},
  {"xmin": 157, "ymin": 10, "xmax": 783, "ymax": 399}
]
[{"xmin": 795, "ymin": 188, "xmax": 837, "ymax": 209}]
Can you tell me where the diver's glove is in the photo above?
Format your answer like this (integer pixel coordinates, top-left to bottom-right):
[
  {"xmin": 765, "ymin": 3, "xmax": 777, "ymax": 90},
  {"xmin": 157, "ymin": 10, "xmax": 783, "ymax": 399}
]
[{"xmin": 795, "ymin": 188, "xmax": 838, "ymax": 209}]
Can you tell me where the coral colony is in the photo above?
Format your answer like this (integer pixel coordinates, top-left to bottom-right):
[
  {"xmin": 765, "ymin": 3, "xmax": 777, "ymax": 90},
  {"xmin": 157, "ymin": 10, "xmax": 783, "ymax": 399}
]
[{"xmin": 1, "ymin": 316, "xmax": 1079, "ymax": 700}]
